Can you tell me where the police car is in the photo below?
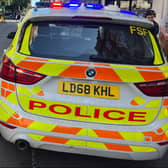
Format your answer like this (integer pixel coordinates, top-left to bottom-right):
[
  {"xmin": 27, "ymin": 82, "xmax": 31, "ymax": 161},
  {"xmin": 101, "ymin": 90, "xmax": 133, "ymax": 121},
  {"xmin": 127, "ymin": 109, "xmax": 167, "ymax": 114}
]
[{"xmin": 0, "ymin": 2, "xmax": 168, "ymax": 160}]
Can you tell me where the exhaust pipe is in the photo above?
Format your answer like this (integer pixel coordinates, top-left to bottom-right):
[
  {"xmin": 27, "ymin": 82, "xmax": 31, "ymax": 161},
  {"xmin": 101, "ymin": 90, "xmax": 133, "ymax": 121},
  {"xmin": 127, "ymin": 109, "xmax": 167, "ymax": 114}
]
[{"xmin": 15, "ymin": 139, "xmax": 30, "ymax": 151}]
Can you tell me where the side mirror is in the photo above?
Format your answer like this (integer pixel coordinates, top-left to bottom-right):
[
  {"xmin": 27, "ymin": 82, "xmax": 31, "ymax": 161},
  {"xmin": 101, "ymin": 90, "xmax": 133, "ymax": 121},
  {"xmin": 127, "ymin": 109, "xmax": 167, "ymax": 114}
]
[{"xmin": 7, "ymin": 32, "xmax": 16, "ymax": 39}]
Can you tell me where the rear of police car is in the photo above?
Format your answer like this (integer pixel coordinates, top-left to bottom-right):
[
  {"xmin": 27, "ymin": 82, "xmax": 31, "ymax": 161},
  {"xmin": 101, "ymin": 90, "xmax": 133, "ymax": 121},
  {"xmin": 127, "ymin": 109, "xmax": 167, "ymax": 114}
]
[{"xmin": 0, "ymin": 2, "xmax": 168, "ymax": 160}]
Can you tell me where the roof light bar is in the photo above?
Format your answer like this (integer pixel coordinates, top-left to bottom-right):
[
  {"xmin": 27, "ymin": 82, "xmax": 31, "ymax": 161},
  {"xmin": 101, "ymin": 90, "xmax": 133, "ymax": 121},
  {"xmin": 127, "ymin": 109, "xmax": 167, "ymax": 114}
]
[
  {"xmin": 64, "ymin": 2, "xmax": 81, "ymax": 8},
  {"xmin": 51, "ymin": 2, "xmax": 63, "ymax": 8},
  {"xmin": 35, "ymin": 2, "xmax": 104, "ymax": 10},
  {"xmin": 85, "ymin": 3, "xmax": 104, "ymax": 10}
]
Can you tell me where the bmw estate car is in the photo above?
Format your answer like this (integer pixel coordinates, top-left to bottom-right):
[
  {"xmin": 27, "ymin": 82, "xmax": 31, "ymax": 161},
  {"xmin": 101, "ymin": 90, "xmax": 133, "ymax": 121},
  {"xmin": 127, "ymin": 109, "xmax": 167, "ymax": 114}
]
[{"xmin": 0, "ymin": 2, "xmax": 168, "ymax": 160}]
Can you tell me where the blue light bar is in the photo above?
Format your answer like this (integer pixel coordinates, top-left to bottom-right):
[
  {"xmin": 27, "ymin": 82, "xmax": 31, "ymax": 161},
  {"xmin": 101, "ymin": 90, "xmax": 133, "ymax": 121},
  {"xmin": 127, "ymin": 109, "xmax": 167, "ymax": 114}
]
[
  {"xmin": 64, "ymin": 3, "xmax": 81, "ymax": 8},
  {"xmin": 120, "ymin": 10, "xmax": 136, "ymax": 16},
  {"xmin": 85, "ymin": 3, "xmax": 104, "ymax": 10}
]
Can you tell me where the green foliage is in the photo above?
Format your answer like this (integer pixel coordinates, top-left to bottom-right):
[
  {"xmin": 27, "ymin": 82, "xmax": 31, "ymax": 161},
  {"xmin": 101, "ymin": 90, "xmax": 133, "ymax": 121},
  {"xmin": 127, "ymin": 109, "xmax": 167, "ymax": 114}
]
[{"xmin": 11, "ymin": 0, "xmax": 30, "ymax": 11}]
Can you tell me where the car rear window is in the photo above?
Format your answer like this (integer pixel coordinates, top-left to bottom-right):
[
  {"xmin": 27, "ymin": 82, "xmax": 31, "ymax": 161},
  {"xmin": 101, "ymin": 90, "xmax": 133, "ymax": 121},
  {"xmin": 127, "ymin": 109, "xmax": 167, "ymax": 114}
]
[{"xmin": 19, "ymin": 21, "xmax": 163, "ymax": 65}]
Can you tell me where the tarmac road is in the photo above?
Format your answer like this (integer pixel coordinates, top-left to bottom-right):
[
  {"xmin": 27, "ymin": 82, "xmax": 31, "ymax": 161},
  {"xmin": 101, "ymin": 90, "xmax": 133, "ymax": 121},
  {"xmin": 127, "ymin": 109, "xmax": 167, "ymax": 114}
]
[{"xmin": 0, "ymin": 20, "xmax": 168, "ymax": 168}]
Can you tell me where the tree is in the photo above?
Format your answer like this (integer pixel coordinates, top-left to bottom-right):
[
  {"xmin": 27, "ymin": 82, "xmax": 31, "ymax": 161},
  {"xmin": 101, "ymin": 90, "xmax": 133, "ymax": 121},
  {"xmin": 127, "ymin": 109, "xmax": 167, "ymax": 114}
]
[{"xmin": 11, "ymin": 0, "xmax": 30, "ymax": 12}]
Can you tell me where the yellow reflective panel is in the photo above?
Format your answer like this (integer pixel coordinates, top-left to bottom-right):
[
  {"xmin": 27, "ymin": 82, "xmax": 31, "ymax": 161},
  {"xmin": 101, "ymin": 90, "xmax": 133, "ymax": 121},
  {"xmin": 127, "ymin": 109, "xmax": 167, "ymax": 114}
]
[
  {"xmin": 88, "ymin": 129, "xmax": 99, "ymax": 137},
  {"xmin": 6, "ymin": 93, "xmax": 18, "ymax": 105},
  {"xmin": 1, "ymin": 101, "xmax": 16, "ymax": 115},
  {"xmin": 6, "ymin": 26, "xmax": 22, "ymax": 57},
  {"xmin": 130, "ymin": 146, "xmax": 157, "ymax": 152},
  {"xmin": 120, "ymin": 132, "xmax": 144, "ymax": 141},
  {"xmin": 114, "ymin": 69, "xmax": 145, "ymax": 82},
  {"xmin": 28, "ymin": 134, "xmax": 44, "ymax": 141},
  {"xmin": 66, "ymin": 139, "xmax": 86, "ymax": 147},
  {"xmin": 149, "ymin": 32, "xmax": 163, "ymax": 65},
  {"xmin": 17, "ymin": 86, "xmax": 33, "ymax": 96},
  {"xmin": 145, "ymin": 100, "xmax": 161, "ymax": 108},
  {"xmin": 87, "ymin": 141, "xmax": 107, "ymax": 150},
  {"xmin": 158, "ymin": 107, "xmax": 168, "ymax": 120},
  {"xmin": 28, "ymin": 121, "xmax": 56, "ymax": 132},
  {"xmin": 161, "ymin": 123, "xmax": 168, "ymax": 132},
  {"xmin": 0, "ymin": 101, "xmax": 11, "ymax": 122},
  {"xmin": 31, "ymin": 86, "xmax": 44, "ymax": 96},
  {"xmin": 159, "ymin": 65, "xmax": 168, "ymax": 78},
  {"xmin": 110, "ymin": 64, "xmax": 137, "ymax": 69},
  {"xmin": 19, "ymin": 24, "xmax": 32, "ymax": 55},
  {"xmin": 75, "ymin": 128, "xmax": 87, "ymax": 136},
  {"xmin": 132, "ymin": 96, "xmax": 146, "ymax": 105},
  {"xmin": 36, "ymin": 63, "xmax": 70, "ymax": 76},
  {"xmin": 48, "ymin": 59, "xmax": 75, "ymax": 64}
]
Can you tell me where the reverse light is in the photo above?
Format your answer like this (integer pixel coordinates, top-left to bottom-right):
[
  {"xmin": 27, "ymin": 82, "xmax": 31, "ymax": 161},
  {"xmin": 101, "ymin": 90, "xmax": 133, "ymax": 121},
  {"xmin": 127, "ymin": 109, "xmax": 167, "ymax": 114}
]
[
  {"xmin": 0, "ymin": 56, "xmax": 46, "ymax": 84},
  {"xmin": 51, "ymin": 2, "xmax": 63, "ymax": 8},
  {"xmin": 135, "ymin": 79, "xmax": 168, "ymax": 97},
  {"xmin": 85, "ymin": 3, "xmax": 104, "ymax": 10}
]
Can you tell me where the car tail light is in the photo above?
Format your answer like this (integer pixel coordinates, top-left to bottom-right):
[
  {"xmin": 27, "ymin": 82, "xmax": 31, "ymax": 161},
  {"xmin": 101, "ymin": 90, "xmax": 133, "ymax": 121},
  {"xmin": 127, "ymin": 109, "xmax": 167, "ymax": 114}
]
[
  {"xmin": 135, "ymin": 79, "xmax": 168, "ymax": 97},
  {"xmin": 158, "ymin": 141, "xmax": 168, "ymax": 146},
  {"xmin": 0, "ymin": 121, "xmax": 16, "ymax": 129},
  {"xmin": 0, "ymin": 56, "xmax": 46, "ymax": 84}
]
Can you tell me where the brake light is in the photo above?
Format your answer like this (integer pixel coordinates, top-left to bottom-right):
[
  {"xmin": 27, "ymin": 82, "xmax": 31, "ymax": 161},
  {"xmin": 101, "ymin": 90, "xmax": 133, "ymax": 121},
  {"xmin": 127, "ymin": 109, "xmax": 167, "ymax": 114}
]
[
  {"xmin": 135, "ymin": 79, "xmax": 168, "ymax": 97},
  {"xmin": 0, "ymin": 56, "xmax": 46, "ymax": 84},
  {"xmin": 51, "ymin": 2, "xmax": 63, "ymax": 9},
  {"xmin": 0, "ymin": 56, "xmax": 15, "ymax": 82}
]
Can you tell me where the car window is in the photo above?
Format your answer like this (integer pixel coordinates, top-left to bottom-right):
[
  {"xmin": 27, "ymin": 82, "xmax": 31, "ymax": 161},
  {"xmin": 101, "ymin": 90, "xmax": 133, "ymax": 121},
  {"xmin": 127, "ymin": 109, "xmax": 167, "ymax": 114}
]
[{"xmin": 19, "ymin": 21, "xmax": 163, "ymax": 65}]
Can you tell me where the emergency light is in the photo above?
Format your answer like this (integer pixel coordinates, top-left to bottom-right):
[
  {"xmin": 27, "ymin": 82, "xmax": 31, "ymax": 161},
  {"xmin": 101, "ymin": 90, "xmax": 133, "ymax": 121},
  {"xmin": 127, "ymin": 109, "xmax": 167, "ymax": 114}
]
[
  {"xmin": 85, "ymin": 4, "xmax": 104, "ymax": 10},
  {"xmin": 51, "ymin": 2, "xmax": 63, "ymax": 8},
  {"xmin": 64, "ymin": 2, "xmax": 81, "ymax": 8},
  {"xmin": 36, "ymin": 2, "xmax": 104, "ymax": 10}
]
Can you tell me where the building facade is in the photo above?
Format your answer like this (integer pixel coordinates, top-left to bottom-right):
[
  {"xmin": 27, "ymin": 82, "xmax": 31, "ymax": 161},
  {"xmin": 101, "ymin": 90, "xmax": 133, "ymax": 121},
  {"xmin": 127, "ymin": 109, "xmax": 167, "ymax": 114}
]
[
  {"xmin": 0, "ymin": 0, "xmax": 13, "ymax": 6},
  {"xmin": 152, "ymin": 0, "xmax": 168, "ymax": 22}
]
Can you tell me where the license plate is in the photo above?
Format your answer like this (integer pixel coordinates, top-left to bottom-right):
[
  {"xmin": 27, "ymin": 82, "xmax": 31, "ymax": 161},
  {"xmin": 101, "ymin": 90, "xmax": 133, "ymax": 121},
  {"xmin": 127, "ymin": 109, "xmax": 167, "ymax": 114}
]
[{"xmin": 58, "ymin": 81, "xmax": 120, "ymax": 99}]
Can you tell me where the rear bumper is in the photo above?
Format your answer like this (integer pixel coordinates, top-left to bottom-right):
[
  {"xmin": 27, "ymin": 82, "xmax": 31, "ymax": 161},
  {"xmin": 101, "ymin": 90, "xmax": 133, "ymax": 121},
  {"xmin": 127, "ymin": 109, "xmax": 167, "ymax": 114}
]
[
  {"xmin": 0, "ymin": 119, "xmax": 168, "ymax": 161},
  {"xmin": 0, "ymin": 97, "xmax": 168, "ymax": 160}
]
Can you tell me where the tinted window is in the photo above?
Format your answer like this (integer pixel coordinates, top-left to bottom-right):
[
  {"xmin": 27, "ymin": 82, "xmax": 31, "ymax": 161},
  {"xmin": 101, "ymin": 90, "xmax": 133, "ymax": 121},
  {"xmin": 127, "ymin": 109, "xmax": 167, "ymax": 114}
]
[{"xmin": 20, "ymin": 21, "xmax": 163, "ymax": 65}]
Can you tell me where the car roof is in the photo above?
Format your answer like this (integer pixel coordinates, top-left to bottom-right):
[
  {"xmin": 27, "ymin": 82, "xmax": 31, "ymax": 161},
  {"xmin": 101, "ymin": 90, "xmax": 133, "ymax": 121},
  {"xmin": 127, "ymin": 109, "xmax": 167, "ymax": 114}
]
[{"xmin": 23, "ymin": 5, "xmax": 152, "ymax": 28}]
